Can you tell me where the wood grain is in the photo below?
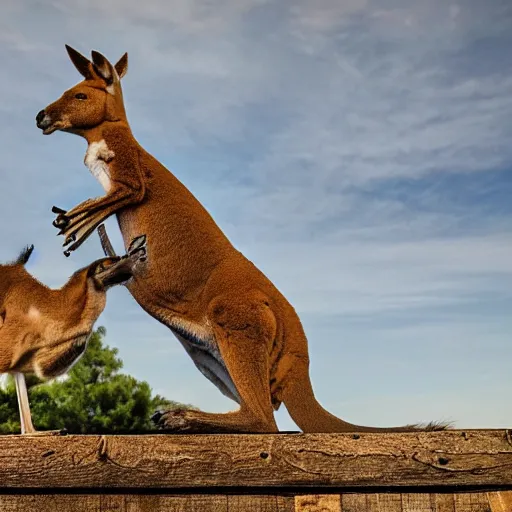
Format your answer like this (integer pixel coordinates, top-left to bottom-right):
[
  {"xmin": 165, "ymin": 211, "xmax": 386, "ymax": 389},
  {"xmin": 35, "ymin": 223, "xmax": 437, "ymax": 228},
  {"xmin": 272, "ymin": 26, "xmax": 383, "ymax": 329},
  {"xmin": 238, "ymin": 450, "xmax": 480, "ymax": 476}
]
[
  {"xmin": 0, "ymin": 431, "xmax": 510, "ymax": 492},
  {"xmin": 401, "ymin": 493, "xmax": 434, "ymax": 512},
  {"xmin": 454, "ymin": 493, "xmax": 491, "ymax": 512},
  {"xmin": 342, "ymin": 494, "xmax": 370, "ymax": 512},
  {"xmin": 295, "ymin": 495, "xmax": 341, "ymax": 511},
  {"xmin": 377, "ymin": 494, "xmax": 403, "ymax": 512},
  {"xmin": 435, "ymin": 494, "xmax": 456, "ymax": 512},
  {"xmin": 487, "ymin": 491, "xmax": 512, "ymax": 512},
  {"xmin": 0, "ymin": 493, "xmax": 498, "ymax": 511},
  {"xmin": 229, "ymin": 495, "xmax": 296, "ymax": 512},
  {"xmin": 0, "ymin": 495, "xmax": 102, "ymax": 512}
]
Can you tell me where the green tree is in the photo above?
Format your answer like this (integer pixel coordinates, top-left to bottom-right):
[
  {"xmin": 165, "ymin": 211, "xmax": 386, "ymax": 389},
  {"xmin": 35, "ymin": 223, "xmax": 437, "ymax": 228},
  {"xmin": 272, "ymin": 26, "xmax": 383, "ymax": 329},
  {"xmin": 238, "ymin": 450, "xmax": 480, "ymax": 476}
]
[{"xmin": 0, "ymin": 327, "xmax": 194, "ymax": 434}]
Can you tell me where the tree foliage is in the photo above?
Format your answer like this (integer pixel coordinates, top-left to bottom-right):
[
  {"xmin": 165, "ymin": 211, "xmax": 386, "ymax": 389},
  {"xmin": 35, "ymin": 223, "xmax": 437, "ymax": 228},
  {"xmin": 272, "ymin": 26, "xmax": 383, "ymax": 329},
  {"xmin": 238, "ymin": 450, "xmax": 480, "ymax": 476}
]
[{"xmin": 0, "ymin": 327, "xmax": 194, "ymax": 434}]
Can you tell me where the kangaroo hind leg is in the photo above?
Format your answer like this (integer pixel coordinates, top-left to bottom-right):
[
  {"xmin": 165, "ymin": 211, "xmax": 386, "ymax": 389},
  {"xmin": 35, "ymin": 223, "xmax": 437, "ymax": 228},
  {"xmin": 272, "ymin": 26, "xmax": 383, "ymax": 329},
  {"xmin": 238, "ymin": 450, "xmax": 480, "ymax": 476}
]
[{"xmin": 154, "ymin": 292, "xmax": 278, "ymax": 433}]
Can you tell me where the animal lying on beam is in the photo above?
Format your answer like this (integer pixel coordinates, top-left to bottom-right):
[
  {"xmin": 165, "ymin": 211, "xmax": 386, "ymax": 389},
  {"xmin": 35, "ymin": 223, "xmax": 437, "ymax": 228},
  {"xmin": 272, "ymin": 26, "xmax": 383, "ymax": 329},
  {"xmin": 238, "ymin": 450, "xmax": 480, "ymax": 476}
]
[
  {"xmin": 36, "ymin": 46, "xmax": 447, "ymax": 433},
  {"xmin": 0, "ymin": 231, "xmax": 147, "ymax": 435}
]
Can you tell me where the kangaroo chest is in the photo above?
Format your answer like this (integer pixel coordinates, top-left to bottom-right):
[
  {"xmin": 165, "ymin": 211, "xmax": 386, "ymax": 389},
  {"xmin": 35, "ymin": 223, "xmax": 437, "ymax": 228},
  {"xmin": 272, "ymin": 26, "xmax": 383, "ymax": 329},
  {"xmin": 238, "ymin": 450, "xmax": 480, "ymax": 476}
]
[{"xmin": 84, "ymin": 140, "xmax": 114, "ymax": 192}]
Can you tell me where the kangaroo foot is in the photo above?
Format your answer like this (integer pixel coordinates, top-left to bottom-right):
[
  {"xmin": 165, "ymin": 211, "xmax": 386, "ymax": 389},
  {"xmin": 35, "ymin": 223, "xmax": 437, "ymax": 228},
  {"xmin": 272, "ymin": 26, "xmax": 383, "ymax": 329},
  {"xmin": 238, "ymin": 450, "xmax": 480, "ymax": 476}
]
[
  {"xmin": 152, "ymin": 408, "xmax": 275, "ymax": 434},
  {"xmin": 151, "ymin": 409, "xmax": 233, "ymax": 433}
]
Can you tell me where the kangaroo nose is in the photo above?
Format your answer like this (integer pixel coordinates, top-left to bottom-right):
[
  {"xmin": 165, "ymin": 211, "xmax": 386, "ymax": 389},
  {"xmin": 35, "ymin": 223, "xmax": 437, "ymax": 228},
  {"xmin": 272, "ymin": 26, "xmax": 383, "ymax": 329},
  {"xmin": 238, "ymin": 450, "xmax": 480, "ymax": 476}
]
[{"xmin": 36, "ymin": 110, "xmax": 46, "ymax": 126}]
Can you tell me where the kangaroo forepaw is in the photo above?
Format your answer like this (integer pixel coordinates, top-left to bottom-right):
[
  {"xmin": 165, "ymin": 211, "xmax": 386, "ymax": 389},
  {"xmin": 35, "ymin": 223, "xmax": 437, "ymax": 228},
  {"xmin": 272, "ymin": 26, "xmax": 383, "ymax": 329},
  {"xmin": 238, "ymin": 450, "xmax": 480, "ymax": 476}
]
[
  {"xmin": 127, "ymin": 234, "xmax": 147, "ymax": 262},
  {"xmin": 51, "ymin": 205, "xmax": 67, "ymax": 215},
  {"xmin": 52, "ymin": 206, "xmax": 69, "ymax": 228}
]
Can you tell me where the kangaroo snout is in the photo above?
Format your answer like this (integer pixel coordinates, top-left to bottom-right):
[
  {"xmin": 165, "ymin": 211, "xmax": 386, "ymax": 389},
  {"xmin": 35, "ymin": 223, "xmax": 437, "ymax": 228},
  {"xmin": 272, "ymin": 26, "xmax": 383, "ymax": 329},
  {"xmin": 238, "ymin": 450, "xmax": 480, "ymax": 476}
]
[{"xmin": 36, "ymin": 109, "xmax": 53, "ymax": 133}]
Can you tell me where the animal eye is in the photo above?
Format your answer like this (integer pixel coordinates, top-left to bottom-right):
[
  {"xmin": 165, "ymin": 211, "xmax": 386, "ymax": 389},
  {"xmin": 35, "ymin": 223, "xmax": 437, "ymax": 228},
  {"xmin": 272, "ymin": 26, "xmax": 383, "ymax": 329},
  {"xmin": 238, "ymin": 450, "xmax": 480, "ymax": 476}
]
[
  {"xmin": 94, "ymin": 262, "xmax": 106, "ymax": 274},
  {"xmin": 75, "ymin": 93, "xmax": 88, "ymax": 100}
]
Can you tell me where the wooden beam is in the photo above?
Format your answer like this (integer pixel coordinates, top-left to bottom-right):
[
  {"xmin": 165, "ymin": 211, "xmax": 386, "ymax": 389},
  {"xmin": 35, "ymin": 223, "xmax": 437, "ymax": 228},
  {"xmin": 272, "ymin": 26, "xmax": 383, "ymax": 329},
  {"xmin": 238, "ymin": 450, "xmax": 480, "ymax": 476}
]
[
  {"xmin": 488, "ymin": 491, "xmax": 512, "ymax": 512},
  {"xmin": 0, "ymin": 430, "xmax": 511, "ymax": 492}
]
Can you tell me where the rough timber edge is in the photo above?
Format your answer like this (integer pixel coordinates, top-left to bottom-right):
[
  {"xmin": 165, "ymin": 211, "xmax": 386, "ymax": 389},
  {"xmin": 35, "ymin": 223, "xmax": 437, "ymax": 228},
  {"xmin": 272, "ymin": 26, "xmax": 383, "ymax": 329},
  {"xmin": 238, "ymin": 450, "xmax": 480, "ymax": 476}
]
[{"xmin": 0, "ymin": 429, "xmax": 511, "ymax": 493}]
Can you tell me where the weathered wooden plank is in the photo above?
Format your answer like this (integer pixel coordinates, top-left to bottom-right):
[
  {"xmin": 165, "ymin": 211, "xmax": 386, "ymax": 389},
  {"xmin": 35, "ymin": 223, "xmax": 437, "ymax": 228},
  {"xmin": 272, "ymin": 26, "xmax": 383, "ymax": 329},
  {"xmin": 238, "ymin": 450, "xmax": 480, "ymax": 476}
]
[
  {"xmin": 0, "ymin": 495, "xmax": 290, "ymax": 512},
  {"xmin": 453, "ymin": 493, "xmax": 490, "ymax": 512},
  {"xmin": 366, "ymin": 495, "xmax": 380, "ymax": 512},
  {"xmin": 277, "ymin": 496, "xmax": 297, "ymax": 512},
  {"xmin": 126, "ymin": 495, "xmax": 229, "ymax": 512},
  {"xmin": 487, "ymin": 492, "xmax": 512, "ymax": 512},
  {"xmin": 342, "ymin": 494, "xmax": 369, "ymax": 512},
  {"xmin": 296, "ymin": 495, "xmax": 341, "ymax": 511},
  {"xmin": 377, "ymin": 494, "xmax": 403, "ymax": 512},
  {"xmin": 0, "ymin": 495, "xmax": 101, "ymax": 511},
  {"xmin": 228, "ymin": 495, "xmax": 290, "ymax": 512},
  {"xmin": 0, "ymin": 494, "xmax": 499, "ymax": 512},
  {"xmin": 0, "ymin": 431, "xmax": 510, "ymax": 491},
  {"xmin": 125, "ymin": 495, "xmax": 229, "ymax": 512},
  {"xmin": 0, "ymin": 495, "xmax": 230, "ymax": 512},
  {"xmin": 434, "ymin": 494, "xmax": 455, "ymax": 512},
  {"xmin": 402, "ymin": 494, "xmax": 435, "ymax": 512},
  {"xmin": 100, "ymin": 495, "xmax": 126, "ymax": 511}
]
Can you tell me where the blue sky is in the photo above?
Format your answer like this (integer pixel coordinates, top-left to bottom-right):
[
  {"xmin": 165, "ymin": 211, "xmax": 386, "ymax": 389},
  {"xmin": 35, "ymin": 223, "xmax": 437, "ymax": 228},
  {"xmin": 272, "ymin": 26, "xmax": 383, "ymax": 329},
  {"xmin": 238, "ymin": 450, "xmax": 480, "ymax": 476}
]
[{"xmin": 1, "ymin": 0, "xmax": 511, "ymax": 430}]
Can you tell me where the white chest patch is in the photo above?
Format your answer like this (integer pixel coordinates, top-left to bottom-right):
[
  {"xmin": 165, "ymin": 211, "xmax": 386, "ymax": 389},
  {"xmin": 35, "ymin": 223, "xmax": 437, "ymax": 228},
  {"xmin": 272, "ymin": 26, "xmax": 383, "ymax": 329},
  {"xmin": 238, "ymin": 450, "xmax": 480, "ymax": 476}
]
[
  {"xmin": 84, "ymin": 140, "xmax": 115, "ymax": 192},
  {"xmin": 27, "ymin": 306, "xmax": 41, "ymax": 321}
]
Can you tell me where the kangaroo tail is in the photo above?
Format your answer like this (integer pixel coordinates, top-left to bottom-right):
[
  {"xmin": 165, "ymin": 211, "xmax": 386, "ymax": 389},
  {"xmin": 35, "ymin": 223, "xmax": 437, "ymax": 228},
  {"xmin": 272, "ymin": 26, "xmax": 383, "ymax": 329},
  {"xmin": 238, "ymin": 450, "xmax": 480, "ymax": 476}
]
[{"xmin": 282, "ymin": 358, "xmax": 449, "ymax": 433}]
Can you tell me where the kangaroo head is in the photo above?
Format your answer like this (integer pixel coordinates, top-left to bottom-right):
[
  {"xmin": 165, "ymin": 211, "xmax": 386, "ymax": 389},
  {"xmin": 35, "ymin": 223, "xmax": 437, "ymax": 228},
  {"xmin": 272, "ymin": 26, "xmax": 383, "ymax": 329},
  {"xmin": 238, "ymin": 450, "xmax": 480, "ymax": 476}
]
[{"xmin": 36, "ymin": 45, "xmax": 128, "ymax": 136}]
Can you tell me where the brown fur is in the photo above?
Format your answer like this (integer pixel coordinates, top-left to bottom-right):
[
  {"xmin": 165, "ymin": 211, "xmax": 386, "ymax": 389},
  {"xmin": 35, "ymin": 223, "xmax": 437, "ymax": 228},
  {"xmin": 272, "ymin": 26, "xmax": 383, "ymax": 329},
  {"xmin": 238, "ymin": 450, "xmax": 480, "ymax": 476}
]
[
  {"xmin": 0, "ymin": 248, "xmax": 144, "ymax": 377},
  {"xmin": 0, "ymin": 240, "xmax": 145, "ymax": 433},
  {"xmin": 36, "ymin": 46, "xmax": 447, "ymax": 433}
]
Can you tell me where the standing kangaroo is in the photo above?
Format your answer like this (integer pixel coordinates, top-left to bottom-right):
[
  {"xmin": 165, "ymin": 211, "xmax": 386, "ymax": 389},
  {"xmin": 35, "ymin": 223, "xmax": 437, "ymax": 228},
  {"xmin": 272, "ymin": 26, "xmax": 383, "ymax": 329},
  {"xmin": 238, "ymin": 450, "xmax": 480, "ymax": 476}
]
[
  {"xmin": 0, "ymin": 233, "xmax": 147, "ymax": 434},
  {"xmin": 36, "ymin": 46, "xmax": 445, "ymax": 433}
]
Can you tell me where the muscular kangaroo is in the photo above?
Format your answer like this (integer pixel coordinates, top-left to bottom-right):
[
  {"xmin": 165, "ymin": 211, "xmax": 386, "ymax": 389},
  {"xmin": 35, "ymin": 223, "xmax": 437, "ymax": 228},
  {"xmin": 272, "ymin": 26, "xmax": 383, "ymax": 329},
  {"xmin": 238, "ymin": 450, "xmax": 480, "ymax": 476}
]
[
  {"xmin": 0, "ymin": 233, "xmax": 147, "ymax": 434},
  {"xmin": 36, "ymin": 46, "xmax": 446, "ymax": 433}
]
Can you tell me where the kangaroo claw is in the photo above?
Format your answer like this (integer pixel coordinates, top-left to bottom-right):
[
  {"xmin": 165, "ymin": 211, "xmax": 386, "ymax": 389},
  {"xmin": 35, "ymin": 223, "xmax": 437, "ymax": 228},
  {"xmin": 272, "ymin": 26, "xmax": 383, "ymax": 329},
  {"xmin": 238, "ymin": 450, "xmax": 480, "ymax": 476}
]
[
  {"xmin": 128, "ymin": 234, "xmax": 147, "ymax": 255},
  {"xmin": 53, "ymin": 216, "xmax": 69, "ymax": 229}
]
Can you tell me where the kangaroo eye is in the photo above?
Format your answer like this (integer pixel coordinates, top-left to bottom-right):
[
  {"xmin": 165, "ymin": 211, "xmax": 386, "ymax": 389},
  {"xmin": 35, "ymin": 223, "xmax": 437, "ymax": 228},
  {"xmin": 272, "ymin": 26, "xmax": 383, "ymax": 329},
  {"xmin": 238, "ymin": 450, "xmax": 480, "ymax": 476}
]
[{"xmin": 75, "ymin": 93, "xmax": 87, "ymax": 100}]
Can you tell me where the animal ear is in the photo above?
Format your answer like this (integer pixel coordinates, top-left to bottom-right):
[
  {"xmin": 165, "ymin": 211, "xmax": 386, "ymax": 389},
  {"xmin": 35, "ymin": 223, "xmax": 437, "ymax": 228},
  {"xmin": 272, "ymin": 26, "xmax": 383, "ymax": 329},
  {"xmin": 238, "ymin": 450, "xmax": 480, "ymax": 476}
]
[
  {"xmin": 65, "ymin": 45, "xmax": 93, "ymax": 79},
  {"xmin": 91, "ymin": 50, "xmax": 116, "ymax": 85},
  {"xmin": 15, "ymin": 245, "xmax": 34, "ymax": 266},
  {"xmin": 114, "ymin": 53, "xmax": 128, "ymax": 79}
]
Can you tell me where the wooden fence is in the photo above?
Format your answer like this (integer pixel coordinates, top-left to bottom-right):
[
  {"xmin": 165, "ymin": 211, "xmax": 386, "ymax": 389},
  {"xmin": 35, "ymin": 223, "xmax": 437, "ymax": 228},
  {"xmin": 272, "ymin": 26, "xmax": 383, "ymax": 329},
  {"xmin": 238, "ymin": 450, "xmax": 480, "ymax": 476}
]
[{"xmin": 0, "ymin": 429, "xmax": 511, "ymax": 511}]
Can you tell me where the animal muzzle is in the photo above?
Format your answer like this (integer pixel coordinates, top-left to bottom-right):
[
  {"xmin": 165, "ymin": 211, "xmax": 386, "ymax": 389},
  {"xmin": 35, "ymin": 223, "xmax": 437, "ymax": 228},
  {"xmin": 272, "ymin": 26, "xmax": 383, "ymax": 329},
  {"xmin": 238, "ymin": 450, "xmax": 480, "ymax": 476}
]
[
  {"xmin": 94, "ymin": 258, "xmax": 134, "ymax": 289},
  {"xmin": 35, "ymin": 110, "xmax": 54, "ymax": 133},
  {"xmin": 92, "ymin": 234, "xmax": 147, "ymax": 289}
]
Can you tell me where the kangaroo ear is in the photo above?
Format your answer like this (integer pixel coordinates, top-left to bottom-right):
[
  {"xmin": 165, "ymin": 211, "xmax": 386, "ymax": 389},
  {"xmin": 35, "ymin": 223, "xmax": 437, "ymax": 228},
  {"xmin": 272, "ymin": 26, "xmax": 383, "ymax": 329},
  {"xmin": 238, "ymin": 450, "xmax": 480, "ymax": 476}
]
[
  {"xmin": 15, "ymin": 245, "xmax": 34, "ymax": 266},
  {"xmin": 114, "ymin": 53, "xmax": 128, "ymax": 79},
  {"xmin": 91, "ymin": 50, "xmax": 116, "ymax": 85},
  {"xmin": 65, "ymin": 45, "xmax": 93, "ymax": 79}
]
